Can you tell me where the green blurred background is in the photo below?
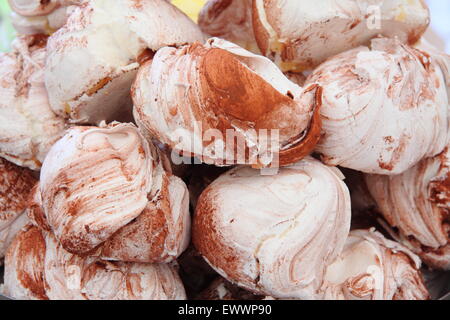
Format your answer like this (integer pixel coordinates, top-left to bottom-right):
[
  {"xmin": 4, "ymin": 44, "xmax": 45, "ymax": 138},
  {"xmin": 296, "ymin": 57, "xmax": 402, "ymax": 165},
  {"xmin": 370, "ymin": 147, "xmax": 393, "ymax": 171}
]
[{"xmin": 0, "ymin": 1, "xmax": 15, "ymax": 52}]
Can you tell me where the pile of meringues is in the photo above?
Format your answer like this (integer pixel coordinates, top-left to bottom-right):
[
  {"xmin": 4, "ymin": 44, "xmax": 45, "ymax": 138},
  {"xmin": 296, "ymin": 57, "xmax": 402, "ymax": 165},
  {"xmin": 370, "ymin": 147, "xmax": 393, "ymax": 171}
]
[{"xmin": 0, "ymin": 0, "xmax": 448, "ymax": 300}]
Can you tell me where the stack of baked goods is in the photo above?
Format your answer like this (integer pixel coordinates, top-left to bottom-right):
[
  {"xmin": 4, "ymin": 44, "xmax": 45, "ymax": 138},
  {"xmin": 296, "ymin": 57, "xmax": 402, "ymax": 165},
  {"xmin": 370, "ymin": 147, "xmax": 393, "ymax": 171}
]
[{"xmin": 0, "ymin": 0, "xmax": 448, "ymax": 300}]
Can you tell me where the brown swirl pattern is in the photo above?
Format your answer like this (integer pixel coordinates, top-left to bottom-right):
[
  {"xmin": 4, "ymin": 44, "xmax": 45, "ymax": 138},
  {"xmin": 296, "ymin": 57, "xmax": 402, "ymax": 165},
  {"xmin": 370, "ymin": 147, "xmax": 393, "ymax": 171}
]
[
  {"xmin": 38, "ymin": 123, "xmax": 190, "ymax": 263},
  {"xmin": 199, "ymin": 0, "xmax": 260, "ymax": 53},
  {"xmin": 306, "ymin": 37, "xmax": 448, "ymax": 175},
  {"xmin": 44, "ymin": 0, "xmax": 204, "ymax": 124},
  {"xmin": 0, "ymin": 158, "xmax": 37, "ymax": 259},
  {"xmin": 365, "ymin": 146, "xmax": 450, "ymax": 270},
  {"xmin": 252, "ymin": 0, "xmax": 430, "ymax": 71},
  {"xmin": 3, "ymin": 225, "xmax": 187, "ymax": 300},
  {"xmin": 133, "ymin": 37, "xmax": 322, "ymax": 168},
  {"xmin": 0, "ymin": 35, "xmax": 66, "ymax": 170},
  {"xmin": 323, "ymin": 229, "xmax": 429, "ymax": 300},
  {"xmin": 193, "ymin": 157, "xmax": 351, "ymax": 299}
]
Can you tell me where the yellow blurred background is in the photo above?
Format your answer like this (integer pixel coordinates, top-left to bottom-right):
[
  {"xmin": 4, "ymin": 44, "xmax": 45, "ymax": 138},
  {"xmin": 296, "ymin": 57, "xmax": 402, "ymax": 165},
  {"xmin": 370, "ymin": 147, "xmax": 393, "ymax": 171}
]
[{"xmin": 172, "ymin": 0, "xmax": 207, "ymax": 22}]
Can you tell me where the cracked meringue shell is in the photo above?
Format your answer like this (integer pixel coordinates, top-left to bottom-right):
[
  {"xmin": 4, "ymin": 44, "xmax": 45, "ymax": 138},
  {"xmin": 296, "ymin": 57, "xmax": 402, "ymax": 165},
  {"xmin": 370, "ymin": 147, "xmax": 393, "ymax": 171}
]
[
  {"xmin": 3, "ymin": 225, "xmax": 186, "ymax": 300},
  {"xmin": 192, "ymin": 157, "xmax": 351, "ymax": 299},
  {"xmin": 365, "ymin": 146, "xmax": 450, "ymax": 270},
  {"xmin": 38, "ymin": 123, "xmax": 190, "ymax": 263},
  {"xmin": 44, "ymin": 0, "xmax": 204, "ymax": 124},
  {"xmin": 252, "ymin": 0, "xmax": 430, "ymax": 71},
  {"xmin": 306, "ymin": 37, "xmax": 449, "ymax": 175},
  {"xmin": 0, "ymin": 158, "xmax": 37, "ymax": 260},
  {"xmin": 133, "ymin": 37, "xmax": 322, "ymax": 168},
  {"xmin": 323, "ymin": 229, "xmax": 429, "ymax": 300},
  {"xmin": 0, "ymin": 35, "xmax": 67, "ymax": 170}
]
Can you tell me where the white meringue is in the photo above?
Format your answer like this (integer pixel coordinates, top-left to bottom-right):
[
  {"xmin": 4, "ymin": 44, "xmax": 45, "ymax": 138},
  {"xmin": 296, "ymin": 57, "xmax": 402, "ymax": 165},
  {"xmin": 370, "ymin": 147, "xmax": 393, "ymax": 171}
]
[
  {"xmin": 8, "ymin": 0, "xmax": 79, "ymax": 17},
  {"xmin": 306, "ymin": 37, "xmax": 449, "ymax": 175},
  {"xmin": 415, "ymin": 38, "xmax": 450, "ymax": 103},
  {"xmin": 9, "ymin": 1, "xmax": 81, "ymax": 35},
  {"xmin": 3, "ymin": 225, "xmax": 187, "ymax": 300},
  {"xmin": 0, "ymin": 35, "xmax": 66, "ymax": 170},
  {"xmin": 193, "ymin": 157, "xmax": 351, "ymax": 299},
  {"xmin": 0, "ymin": 158, "xmax": 36, "ymax": 260},
  {"xmin": 365, "ymin": 146, "xmax": 450, "ymax": 270},
  {"xmin": 133, "ymin": 37, "xmax": 322, "ymax": 168},
  {"xmin": 38, "ymin": 122, "xmax": 190, "ymax": 263},
  {"xmin": 199, "ymin": 0, "xmax": 260, "ymax": 53},
  {"xmin": 44, "ymin": 0, "xmax": 204, "ymax": 124},
  {"xmin": 252, "ymin": 0, "xmax": 430, "ymax": 71},
  {"xmin": 323, "ymin": 229, "xmax": 429, "ymax": 300}
]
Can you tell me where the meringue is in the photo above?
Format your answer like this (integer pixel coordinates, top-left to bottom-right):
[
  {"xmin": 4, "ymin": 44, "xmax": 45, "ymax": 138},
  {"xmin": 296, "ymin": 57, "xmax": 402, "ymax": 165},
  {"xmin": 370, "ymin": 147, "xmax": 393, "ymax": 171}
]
[
  {"xmin": 192, "ymin": 157, "xmax": 351, "ymax": 299},
  {"xmin": 0, "ymin": 158, "xmax": 37, "ymax": 260},
  {"xmin": 9, "ymin": 1, "xmax": 82, "ymax": 35},
  {"xmin": 8, "ymin": 0, "xmax": 79, "ymax": 17},
  {"xmin": 38, "ymin": 123, "xmax": 190, "ymax": 263},
  {"xmin": 323, "ymin": 229, "xmax": 429, "ymax": 300},
  {"xmin": 3, "ymin": 225, "xmax": 186, "ymax": 300},
  {"xmin": 25, "ymin": 183, "xmax": 50, "ymax": 232},
  {"xmin": 252, "ymin": 0, "xmax": 430, "ymax": 71},
  {"xmin": 45, "ymin": 0, "xmax": 204, "ymax": 124},
  {"xmin": 133, "ymin": 37, "xmax": 322, "ymax": 168},
  {"xmin": 365, "ymin": 146, "xmax": 450, "ymax": 270},
  {"xmin": 198, "ymin": 0, "xmax": 260, "ymax": 53},
  {"xmin": 306, "ymin": 37, "xmax": 449, "ymax": 175},
  {"xmin": 415, "ymin": 38, "xmax": 450, "ymax": 102},
  {"xmin": 0, "ymin": 35, "xmax": 66, "ymax": 170}
]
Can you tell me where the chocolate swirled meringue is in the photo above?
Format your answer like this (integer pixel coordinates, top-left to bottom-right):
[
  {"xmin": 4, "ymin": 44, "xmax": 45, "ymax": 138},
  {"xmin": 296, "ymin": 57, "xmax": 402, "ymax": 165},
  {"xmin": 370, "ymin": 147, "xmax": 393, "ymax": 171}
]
[
  {"xmin": 192, "ymin": 157, "xmax": 351, "ymax": 299},
  {"xmin": 9, "ymin": 0, "xmax": 82, "ymax": 35},
  {"xmin": 0, "ymin": 35, "xmax": 66, "ymax": 170},
  {"xmin": 133, "ymin": 37, "xmax": 322, "ymax": 168},
  {"xmin": 323, "ymin": 229, "xmax": 429, "ymax": 300},
  {"xmin": 252, "ymin": 0, "xmax": 430, "ymax": 71},
  {"xmin": 198, "ymin": 0, "xmax": 260, "ymax": 53},
  {"xmin": 37, "ymin": 122, "xmax": 190, "ymax": 263},
  {"xmin": 3, "ymin": 225, "xmax": 186, "ymax": 300},
  {"xmin": 365, "ymin": 146, "xmax": 450, "ymax": 270},
  {"xmin": 45, "ymin": 0, "xmax": 204, "ymax": 124},
  {"xmin": 8, "ymin": 0, "xmax": 79, "ymax": 17},
  {"xmin": 305, "ymin": 37, "xmax": 449, "ymax": 175},
  {"xmin": 0, "ymin": 158, "xmax": 37, "ymax": 260},
  {"xmin": 415, "ymin": 39, "xmax": 450, "ymax": 100}
]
